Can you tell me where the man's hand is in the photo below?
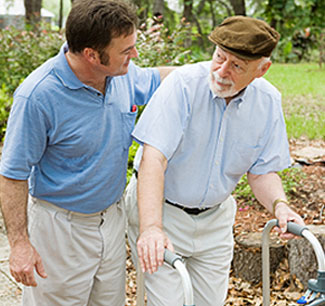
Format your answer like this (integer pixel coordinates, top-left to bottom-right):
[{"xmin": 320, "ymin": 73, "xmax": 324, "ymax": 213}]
[
  {"xmin": 9, "ymin": 240, "xmax": 47, "ymax": 287},
  {"xmin": 274, "ymin": 202, "xmax": 305, "ymax": 239},
  {"xmin": 137, "ymin": 225, "xmax": 174, "ymax": 274}
]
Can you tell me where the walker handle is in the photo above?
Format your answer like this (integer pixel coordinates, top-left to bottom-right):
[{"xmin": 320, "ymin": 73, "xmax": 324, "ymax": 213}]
[
  {"xmin": 164, "ymin": 249, "xmax": 183, "ymax": 267},
  {"xmin": 276, "ymin": 220, "xmax": 308, "ymax": 237}
]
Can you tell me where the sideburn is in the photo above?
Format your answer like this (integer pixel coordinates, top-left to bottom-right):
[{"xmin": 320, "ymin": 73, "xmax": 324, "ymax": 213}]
[{"xmin": 99, "ymin": 49, "xmax": 110, "ymax": 66}]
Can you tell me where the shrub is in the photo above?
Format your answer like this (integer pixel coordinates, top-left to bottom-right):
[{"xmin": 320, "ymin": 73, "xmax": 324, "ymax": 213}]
[
  {"xmin": 0, "ymin": 24, "xmax": 64, "ymax": 138},
  {"xmin": 233, "ymin": 168, "xmax": 305, "ymax": 207},
  {"xmin": 0, "ymin": 85, "xmax": 13, "ymax": 140},
  {"xmin": 0, "ymin": 24, "xmax": 64, "ymax": 94},
  {"xmin": 134, "ymin": 17, "xmax": 210, "ymax": 67}
]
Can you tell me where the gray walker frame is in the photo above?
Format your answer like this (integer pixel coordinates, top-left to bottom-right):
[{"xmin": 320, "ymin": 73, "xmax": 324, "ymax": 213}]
[
  {"xmin": 262, "ymin": 219, "xmax": 325, "ymax": 305},
  {"xmin": 136, "ymin": 249, "xmax": 195, "ymax": 306}
]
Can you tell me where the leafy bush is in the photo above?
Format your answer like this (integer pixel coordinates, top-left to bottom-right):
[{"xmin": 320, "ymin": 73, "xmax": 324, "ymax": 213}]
[
  {"xmin": 0, "ymin": 85, "xmax": 13, "ymax": 140},
  {"xmin": 0, "ymin": 24, "xmax": 64, "ymax": 138},
  {"xmin": 0, "ymin": 24, "xmax": 64, "ymax": 94},
  {"xmin": 233, "ymin": 168, "xmax": 305, "ymax": 207},
  {"xmin": 134, "ymin": 17, "xmax": 210, "ymax": 67}
]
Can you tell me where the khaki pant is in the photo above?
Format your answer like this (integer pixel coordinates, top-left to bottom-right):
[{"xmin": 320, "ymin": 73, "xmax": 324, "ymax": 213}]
[
  {"xmin": 23, "ymin": 197, "xmax": 126, "ymax": 306},
  {"xmin": 125, "ymin": 174, "xmax": 237, "ymax": 306}
]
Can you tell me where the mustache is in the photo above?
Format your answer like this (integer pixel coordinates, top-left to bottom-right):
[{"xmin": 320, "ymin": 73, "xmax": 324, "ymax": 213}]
[{"xmin": 211, "ymin": 71, "xmax": 234, "ymax": 86}]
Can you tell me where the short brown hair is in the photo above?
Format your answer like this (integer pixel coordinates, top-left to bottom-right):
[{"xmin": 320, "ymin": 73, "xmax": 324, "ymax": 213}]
[{"xmin": 65, "ymin": 0, "xmax": 138, "ymax": 53}]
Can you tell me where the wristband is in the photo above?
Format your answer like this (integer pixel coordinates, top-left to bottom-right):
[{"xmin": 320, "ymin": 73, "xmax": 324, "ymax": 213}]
[{"xmin": 272, "ymin": 198, "xmax": 289, "ymax": 216}]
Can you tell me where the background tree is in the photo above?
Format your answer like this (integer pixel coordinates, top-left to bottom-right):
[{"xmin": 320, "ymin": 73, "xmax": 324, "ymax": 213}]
[
  {"xmin": 229, "ymin": 0, "xmax": 246, "ymax": 15},
  {"xmin": 24, "ymin": 0, "xmax": 42, "ymax": 27}
]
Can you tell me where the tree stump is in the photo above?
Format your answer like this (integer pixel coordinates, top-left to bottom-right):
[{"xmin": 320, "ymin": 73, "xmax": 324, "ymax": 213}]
[
  {"xmin": 233, "ymin": 232, "xmax": 285, "ymax": 284},
  {"xmin": 287, "ymin": 225, "xmax": 325, "ymax": 288}
]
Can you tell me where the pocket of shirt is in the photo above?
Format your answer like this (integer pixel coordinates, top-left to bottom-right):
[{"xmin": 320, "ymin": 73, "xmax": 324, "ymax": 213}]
[{"xmin": 121, "ymin": 108, "xmax": 138, "ymax": 150}]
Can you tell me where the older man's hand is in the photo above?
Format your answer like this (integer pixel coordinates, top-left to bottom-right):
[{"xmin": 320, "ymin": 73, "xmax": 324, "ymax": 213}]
[{"xmin": 137, "ymin": 225, "xmax": 174, "ymax": 274}]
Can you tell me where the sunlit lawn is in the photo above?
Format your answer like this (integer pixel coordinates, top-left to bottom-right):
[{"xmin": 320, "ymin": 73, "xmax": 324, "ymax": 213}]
[{"xmin": 264, "ymin": 63, "xmax": 325, "ymax": 140}]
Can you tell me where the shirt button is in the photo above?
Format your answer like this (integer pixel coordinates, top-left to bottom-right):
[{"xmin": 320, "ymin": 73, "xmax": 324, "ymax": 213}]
[{"xmin": 215, "ymin": 161, "xmax": 219, "ymax": 165}]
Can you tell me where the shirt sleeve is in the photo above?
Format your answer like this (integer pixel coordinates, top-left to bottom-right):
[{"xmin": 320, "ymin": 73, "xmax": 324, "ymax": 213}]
[
  {"xmin": 0, "ymin": 95, "xmax": 49, "ymax": 179},
  {"xmin": 249, "ymin": 106, "xmax": 291, "ymax": 175},
  {"xmin": 130, "ymin": 61, "xmax": 161, "ymax": 106},
  {"xmin": 132, "ymin": 70, "xmax": 191, "ymax": 160}
]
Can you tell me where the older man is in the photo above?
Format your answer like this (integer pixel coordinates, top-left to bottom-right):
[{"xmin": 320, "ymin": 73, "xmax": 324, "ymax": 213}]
[{"xmin": 125, "ymin": 16, "xmax": 305, "ymax": 306}]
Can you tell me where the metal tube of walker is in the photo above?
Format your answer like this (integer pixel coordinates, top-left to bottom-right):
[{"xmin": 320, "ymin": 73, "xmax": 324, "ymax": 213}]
[
  {"xmin": 164, "ymin": 249, "xmax": 195, "ymax": 306},
  {"xmin": 262, "ymin": 219, "xmax": 325, "ymax": 306}
]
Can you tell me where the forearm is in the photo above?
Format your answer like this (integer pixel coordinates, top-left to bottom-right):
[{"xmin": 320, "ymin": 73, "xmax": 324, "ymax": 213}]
[
  {"xmin": 247, "ymin": 171, "xmax": 286, "ymax": 214},
  {"xmin": 0, "ymin": 175, "xmax": 29, "ymax": 247},
  {"xmin": 247, "ymin": 171, "xmax": 304, "ymax": 235},
  {"xmin": 137, "ymin": 145, "xmax": 167, "ymax": 233}
]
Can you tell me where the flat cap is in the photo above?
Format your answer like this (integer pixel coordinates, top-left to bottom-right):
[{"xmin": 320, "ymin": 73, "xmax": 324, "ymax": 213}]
[{"xmin": 209, "ymin": 16, "xmax": 280, "ymax": 60}]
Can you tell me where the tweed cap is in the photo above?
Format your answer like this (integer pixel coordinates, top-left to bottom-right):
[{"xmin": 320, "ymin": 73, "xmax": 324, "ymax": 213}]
[{"xmin": 209, "ymin": 16, "xmax": 280, "ymax": 60}]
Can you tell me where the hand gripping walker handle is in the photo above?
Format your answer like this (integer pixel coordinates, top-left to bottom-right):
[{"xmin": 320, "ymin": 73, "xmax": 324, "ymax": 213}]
[{"xmin": 276, "ymin": 220, "xmax": 308, "ymax": 236}]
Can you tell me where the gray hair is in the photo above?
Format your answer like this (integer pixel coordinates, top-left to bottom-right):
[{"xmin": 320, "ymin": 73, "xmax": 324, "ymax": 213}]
[{"xmin": 258, "ymin": 57, "xmax": 271, "ymax": 71}]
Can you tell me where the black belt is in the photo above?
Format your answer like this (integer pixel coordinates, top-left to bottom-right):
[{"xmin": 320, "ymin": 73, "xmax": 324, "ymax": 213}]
[
  {"xmin": 165, "ymin": 199, "xmax": 211, "ymax": 215},
  {"xmin": 134, "ymin": 169, "xmax": 212, "ymax": 215}
]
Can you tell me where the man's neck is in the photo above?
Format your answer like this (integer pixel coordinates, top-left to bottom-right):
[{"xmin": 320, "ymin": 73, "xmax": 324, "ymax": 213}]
[{"xmin": 65, "ymin": 51, "xmax": 107, "ymax": 94}]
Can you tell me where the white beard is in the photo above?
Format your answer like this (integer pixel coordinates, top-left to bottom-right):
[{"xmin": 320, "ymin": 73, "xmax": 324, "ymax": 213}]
[{"xmin": 209, "ymin": 71, "xmax": 240, "ymax": 98}]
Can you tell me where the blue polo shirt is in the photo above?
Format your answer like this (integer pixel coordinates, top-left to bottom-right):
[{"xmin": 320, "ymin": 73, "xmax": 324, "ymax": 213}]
[
  {"xmin": 0, "ymin": 44, "xmax": 160, "ymax": 213},
  {"xmin": 133, "ymin": 61, "xmax": 290, "ymax": 208}
]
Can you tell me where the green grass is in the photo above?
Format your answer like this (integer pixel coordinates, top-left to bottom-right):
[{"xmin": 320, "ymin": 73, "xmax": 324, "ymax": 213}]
[{"xmin": 264, "ymin": 63, "xmax": 325, "ymax": 140}]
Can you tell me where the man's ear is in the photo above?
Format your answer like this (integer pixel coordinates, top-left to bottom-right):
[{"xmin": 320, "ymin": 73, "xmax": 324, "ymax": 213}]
[
  {"xmin": 257, "ymin": 60, "xmax": 272, "ymax": 78},
  {"xmin": 83, "ymin": 48, "xmax": 99, "ymax": 64}
]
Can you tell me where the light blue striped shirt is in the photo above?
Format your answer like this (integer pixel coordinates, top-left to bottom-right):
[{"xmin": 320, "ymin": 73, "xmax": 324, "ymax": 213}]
[{"xmin": 133, "ymin": 61, "xmax": 290, "ymax": 208}]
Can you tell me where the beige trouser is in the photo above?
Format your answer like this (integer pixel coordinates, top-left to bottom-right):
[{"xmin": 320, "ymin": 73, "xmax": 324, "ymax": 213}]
[
  {"xmin": 125, "ymin": 174, "xmax": 237, "ymax": 306},
  {"xmin": 23, "ymin": 197, "xmax": 126, "ymax": 306}
]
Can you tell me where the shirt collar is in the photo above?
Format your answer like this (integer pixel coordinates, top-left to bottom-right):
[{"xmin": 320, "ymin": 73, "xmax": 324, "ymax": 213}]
[
  {"xmin": 53, "ymin": 43, "xmax": 88, "ymax": 90},
  {"xmin": 210, "ymin": 84, "xmax": 248, "ymax": 108}
]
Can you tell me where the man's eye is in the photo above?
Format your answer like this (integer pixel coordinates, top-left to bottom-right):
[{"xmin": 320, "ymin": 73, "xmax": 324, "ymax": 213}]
[
  {"xmin": 233, "ymin": 63, "xmax": 242, "ymax": 71},
  {"xmin": 216, "ymin": 54, "xmax": 224, "ymax": 62}
]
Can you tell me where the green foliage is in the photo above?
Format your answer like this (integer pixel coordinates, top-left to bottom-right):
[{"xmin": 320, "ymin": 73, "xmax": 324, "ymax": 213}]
[
  {"xmin": 233, "ymin": 168, "xmax": 306, "ymax": 206},
  {"xmin": 0, "ymin": 85, "xmax": 13, "ymax": 139},
  {"xmin": 0, "ymin": 24, "xmax": 64, "ymax": 94},
  {"xmin": 278, "ymin": 168, "xmax": 306, "ymax": 195},
  {"xmin": 0, "ymin": 24, "xmax": 64, "ymax": 138},
  {"xmin": 134, "ymin": 17, "xmax": 210, "ymax": 67},
  {"xmin": 262, "ymin": 0, "xmax": 325, "ymax": 63},
  {"xmin": 127, "ymin": 141, "xmax": 139, "ymax": 184}
]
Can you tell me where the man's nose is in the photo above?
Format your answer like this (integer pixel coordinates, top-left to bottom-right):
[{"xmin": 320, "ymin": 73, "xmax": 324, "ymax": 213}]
[
  {"xmin": 217, "ymin": 60, "xmax": 231, "ymax": 78},
  {"xmin": 130, "ymin": 47, "xmax": 138, "ymax": 59}
]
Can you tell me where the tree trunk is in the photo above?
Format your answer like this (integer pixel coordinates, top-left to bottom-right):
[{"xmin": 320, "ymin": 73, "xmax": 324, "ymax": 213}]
[
  {"xmin": 182, "ymin": 0, "xmax": 194, "ymax": 48},
  {"xmin": 287, "ymin": 225, "xmax": 325, "ymax": 288},
  {"xmin": 229, "ymin": 0, "xmax": 246, "ymax": 15},
  {"xmin": 24, "ymin": 0, "xmax": 42, "ymax": 26},
  {"xmin": 59, "ymin": 0, "xmax": 64, "ymax": 29},
  {"xmin": 233, "ymin": 232, "xmax": 285, "ymax": 284},
  {"xmin": 183, "ymin": 0, "xmax": 194, "ymax": 22}
]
